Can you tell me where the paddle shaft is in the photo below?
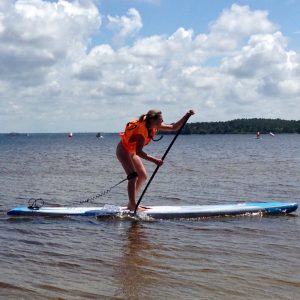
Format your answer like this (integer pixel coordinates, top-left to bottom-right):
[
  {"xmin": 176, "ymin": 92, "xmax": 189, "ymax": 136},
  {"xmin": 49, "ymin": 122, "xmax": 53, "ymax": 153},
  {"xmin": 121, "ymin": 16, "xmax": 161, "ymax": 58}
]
[{"xmin": 134, "ymin": 116, "xmax": 190, "ymax": 214}]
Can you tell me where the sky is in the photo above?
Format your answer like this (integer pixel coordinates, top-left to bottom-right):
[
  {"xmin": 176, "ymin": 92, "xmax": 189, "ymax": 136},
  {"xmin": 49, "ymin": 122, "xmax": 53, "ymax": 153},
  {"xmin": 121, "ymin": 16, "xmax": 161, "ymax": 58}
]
[{"xmin": 0, "ymin": 0, "xmax": 300, "ymax": 133}]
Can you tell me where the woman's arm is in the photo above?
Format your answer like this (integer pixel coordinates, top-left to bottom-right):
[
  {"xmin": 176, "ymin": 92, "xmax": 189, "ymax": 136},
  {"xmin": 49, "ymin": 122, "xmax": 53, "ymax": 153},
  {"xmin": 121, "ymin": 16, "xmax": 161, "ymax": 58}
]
[
  {"xmin": 158, "ymin": 110, "xmax": 195, "ymax": 132},
  {"xmin": 135, "ymin": 135, "xmax": 163, "ymax": 165}
]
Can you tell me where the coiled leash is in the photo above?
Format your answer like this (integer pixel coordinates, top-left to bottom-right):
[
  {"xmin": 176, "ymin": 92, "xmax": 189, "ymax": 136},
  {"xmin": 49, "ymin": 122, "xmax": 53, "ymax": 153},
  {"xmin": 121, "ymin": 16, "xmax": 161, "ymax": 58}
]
[
  {"xmin": 28, "ymin": 198, "xmax": 44, "ymax": 209},
  {"xmin": 80, "ymin": 172, "xmax": 138, "ymax": 204}
]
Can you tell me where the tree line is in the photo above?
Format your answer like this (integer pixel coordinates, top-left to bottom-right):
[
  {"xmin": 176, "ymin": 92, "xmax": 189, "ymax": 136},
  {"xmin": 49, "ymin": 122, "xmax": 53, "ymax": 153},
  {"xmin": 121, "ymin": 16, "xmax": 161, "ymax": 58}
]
[{"xmin": 180, "ymin": 118, "xmax": 300, "ymax": 134}]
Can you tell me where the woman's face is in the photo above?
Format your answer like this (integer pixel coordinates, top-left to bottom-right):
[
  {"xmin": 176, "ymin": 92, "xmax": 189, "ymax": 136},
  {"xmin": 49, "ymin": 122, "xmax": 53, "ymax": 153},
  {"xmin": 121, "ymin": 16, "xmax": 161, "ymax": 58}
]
[{"xmin": 150, "ymin": 113, "xmax": 163, "ymax": 127}]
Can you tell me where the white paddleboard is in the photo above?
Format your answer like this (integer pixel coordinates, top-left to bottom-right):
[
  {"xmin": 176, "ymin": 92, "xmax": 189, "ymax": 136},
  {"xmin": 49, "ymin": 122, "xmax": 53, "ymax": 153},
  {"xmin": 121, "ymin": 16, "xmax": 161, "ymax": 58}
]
[{"xmin": 7, "ymin": 202, "xmax": 298, "ymax": 219}]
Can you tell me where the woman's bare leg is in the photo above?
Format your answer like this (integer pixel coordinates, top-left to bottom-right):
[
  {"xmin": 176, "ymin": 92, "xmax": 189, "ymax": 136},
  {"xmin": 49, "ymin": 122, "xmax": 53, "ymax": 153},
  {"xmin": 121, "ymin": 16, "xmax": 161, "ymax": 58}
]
[
  {"xmin": 116, "ymin": 142, "xmax": 137, "ymax": 210},
  {"xmin": 131, "ymin": 154, "xmax": 148, "ymax": 194}
]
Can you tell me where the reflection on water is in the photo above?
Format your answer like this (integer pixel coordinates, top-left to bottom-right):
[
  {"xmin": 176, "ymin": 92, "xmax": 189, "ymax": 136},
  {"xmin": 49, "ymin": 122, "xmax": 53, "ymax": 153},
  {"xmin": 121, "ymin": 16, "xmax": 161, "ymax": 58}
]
[{"xmin": 115, "ymin": 221, "xmax": 155, "ymax": 299}]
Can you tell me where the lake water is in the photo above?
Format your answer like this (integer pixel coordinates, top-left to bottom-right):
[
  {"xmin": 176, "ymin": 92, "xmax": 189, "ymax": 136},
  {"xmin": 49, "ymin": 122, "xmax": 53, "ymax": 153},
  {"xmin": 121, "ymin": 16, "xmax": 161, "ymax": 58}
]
[{"xmin": 0, "ymin": 133, "xmax": 299, "ymax": 299}]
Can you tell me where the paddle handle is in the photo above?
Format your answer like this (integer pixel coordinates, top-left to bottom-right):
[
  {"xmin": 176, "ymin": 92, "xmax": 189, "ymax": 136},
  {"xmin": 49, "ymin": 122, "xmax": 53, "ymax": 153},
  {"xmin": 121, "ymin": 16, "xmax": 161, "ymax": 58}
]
[{"xmin": 134, "ymin": 114, "xmax": 191, "ymax": 214}]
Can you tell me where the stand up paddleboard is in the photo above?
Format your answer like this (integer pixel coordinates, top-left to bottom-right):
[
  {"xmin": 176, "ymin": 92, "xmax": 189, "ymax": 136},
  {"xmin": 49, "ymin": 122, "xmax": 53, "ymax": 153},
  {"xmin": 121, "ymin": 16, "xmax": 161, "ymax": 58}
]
[{"xmin": 7, "ymin": 202, "xmax": 298, "ymax": 219}]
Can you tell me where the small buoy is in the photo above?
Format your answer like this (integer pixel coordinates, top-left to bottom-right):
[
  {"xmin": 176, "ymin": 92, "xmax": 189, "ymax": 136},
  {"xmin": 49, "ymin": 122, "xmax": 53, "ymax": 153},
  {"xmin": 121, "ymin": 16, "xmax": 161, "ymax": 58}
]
[{"xmin": 68, "ymin": 132, "xmax": 73, "ymax": 138}]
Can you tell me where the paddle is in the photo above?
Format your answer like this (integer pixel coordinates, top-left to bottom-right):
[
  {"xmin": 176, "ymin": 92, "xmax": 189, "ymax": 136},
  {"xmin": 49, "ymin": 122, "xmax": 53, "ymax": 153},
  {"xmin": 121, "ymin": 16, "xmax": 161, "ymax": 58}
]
[{"xmin": 134, "ymin": 113, "xmax": 192, "ymax": 214}]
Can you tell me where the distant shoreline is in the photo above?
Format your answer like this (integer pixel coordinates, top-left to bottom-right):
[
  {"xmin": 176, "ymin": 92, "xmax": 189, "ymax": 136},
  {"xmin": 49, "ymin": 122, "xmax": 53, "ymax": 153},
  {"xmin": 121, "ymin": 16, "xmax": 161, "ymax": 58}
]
[
  {"xmin": 182, "ymin": 118, "xmax": 300, "ymax": 135},
  {"xmin": 1, "ymin": 118, "xmax": 300, "ymax": 135}
]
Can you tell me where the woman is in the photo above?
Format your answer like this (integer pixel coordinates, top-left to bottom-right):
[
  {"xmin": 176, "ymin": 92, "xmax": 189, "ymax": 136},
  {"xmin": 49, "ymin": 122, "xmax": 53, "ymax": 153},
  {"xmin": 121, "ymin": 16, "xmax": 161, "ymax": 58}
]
[{"xmin": 116, "ymin": 109, "xmax": 195, "ymax": 211}]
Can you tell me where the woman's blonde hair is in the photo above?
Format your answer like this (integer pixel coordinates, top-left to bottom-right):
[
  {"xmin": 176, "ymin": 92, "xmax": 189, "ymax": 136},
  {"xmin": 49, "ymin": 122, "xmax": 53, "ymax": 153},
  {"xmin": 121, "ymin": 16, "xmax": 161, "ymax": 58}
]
[
  {"xmin": 138, "ymin": 109, "xmax": 162, "ymax": 138},
  {"xmin": 138, "ymin": 109, "xmax": 162, "ymax": 122}
]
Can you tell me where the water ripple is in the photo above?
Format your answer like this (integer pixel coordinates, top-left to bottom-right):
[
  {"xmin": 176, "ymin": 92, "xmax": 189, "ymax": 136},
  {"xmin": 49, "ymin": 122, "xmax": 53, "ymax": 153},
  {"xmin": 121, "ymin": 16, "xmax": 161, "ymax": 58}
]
[{"xmin": 0, "ymin": 134, "xmax": 299, "ymax": 299}]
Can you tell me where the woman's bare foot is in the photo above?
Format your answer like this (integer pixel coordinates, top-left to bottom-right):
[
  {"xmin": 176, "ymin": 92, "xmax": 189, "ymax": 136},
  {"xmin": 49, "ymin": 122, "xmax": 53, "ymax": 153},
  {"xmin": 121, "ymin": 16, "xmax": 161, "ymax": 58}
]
[{"xmin": 127, "ymin": 204, "xmax": 148, "ymax": 212}]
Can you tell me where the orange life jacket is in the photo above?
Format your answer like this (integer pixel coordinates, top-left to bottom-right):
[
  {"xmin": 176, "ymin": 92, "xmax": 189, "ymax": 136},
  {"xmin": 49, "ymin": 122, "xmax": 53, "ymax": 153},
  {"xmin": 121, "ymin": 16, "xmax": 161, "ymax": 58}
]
[{"xmin": 119, "ymin": 119, "xmax": 157, "ymax": 153}]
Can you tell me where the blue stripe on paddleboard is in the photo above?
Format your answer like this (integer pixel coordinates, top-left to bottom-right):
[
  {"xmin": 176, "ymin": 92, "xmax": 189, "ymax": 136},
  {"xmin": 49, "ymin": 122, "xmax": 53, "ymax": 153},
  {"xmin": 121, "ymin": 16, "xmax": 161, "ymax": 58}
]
[{"xmin": 244, "ymin": 202, "xmax": 298, "ymax": 214}]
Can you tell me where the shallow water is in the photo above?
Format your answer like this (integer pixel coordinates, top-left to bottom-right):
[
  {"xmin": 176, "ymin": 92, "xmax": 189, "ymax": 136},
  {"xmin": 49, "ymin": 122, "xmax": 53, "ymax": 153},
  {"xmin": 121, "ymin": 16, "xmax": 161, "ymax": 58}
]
[{"xmin": 0, "ymin": 133, "xmax": 299, "ymax": 299}]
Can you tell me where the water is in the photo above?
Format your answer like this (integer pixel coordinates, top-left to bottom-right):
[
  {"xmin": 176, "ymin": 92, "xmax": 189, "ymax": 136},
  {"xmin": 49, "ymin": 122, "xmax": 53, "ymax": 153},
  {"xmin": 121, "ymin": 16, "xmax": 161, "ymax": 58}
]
[{"xmin": 0, "ymin": 133, "xmax": 299, "ymax": 299}]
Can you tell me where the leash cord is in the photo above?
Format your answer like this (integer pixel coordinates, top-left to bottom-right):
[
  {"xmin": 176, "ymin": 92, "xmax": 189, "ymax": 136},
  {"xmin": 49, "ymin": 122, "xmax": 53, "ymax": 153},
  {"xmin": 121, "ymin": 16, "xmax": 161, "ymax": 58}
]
[
  {"xmin": 80, "ymin": 172, "xmax": 138, "ymax": 204},
  {"xmin": 26, "ymin": 174, "xmax": 138, "ymax": 208}
]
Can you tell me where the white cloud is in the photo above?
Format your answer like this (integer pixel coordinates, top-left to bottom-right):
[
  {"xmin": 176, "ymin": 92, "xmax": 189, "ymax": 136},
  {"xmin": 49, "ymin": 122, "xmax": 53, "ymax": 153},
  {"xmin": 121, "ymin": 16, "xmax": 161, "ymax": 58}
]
[
  {"xmin": 0, "ymin": 0, "xmax": 101, "ymax": 132},
  {"xmin": 107, "ymin": 8, "xmax": 142, "ymax": 47},
  {"xmin": 0, "ymin": 2, "xmax": 299, "ymax": 133},
  {"xmin": 221, "ymin": 32, "xmax": 289, "ymax": 77},
  {"xmin": 212, "ymin": 4, "xmax": 276, "ymax": 36},
  {"xmin": 221, "ymin": 31, "xmax": 300, "ymax": 101},
  {"xmin": 0, "ymin": 0, "xmax": 100, "ymax": 85},
  {"xmin": 196, "ymin": 4, "xmax": 277, "ymax": 53}
]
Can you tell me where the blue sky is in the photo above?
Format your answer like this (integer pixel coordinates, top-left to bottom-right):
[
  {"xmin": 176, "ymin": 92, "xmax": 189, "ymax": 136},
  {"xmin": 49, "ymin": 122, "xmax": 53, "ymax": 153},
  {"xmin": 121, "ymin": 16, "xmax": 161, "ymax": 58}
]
[
  {"xmin": 0, "ymin": 0, "xmax": 299, "ymax": 132},
  {"xmin": 97, "ymin": 0, "xmax": 300, "ymax": 49}
]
